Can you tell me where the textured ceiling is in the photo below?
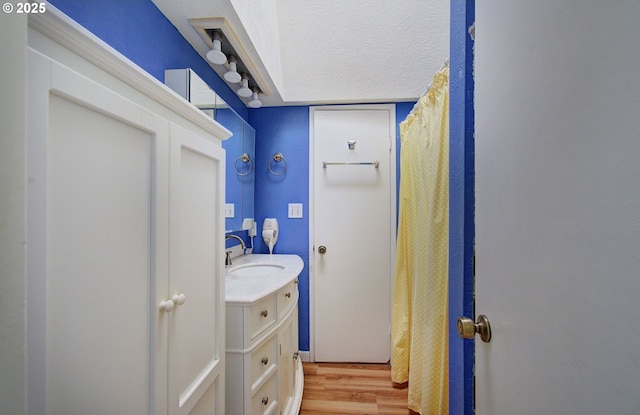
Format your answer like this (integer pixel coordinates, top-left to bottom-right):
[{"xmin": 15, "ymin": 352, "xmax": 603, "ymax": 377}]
[{"xmin": 152, "ymin": 0, "xmax": 449, "ymax": 107}]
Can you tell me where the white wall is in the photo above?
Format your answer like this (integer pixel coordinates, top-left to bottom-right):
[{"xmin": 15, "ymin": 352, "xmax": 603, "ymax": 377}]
[{"xmin": 0, "ymin": 10, "xmax": 27, "ymax": 415}]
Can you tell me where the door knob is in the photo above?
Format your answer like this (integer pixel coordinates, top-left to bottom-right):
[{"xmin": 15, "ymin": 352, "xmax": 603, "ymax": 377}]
[
  {"xmin": 457, "ymin": 314, "xmax": 492, "ymax": 343},
  {"xmin": 318, "ymin": 245, "xmax": 327, "ymax": 254},
  {"xmin": 159, "ymin": 299, "xmax": 175, "ymax": 313},
  {"xmin": 171, "ymin": 292, "xmax": 186, "ymax": 306}
]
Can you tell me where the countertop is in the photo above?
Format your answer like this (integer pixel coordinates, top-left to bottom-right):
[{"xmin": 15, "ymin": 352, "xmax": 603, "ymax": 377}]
[{"xmin": 225, "ymin": 254, "xmax": 304, "ymax": 304}]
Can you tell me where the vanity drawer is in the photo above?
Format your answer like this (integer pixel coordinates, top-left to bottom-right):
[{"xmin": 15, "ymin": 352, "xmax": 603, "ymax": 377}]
[
  {"xmin": 250, "ymin": 335, "xmax": 277, "ymax": 389},
  {"xmin": 251, "ymin": 372, "xmax": 278, "ymax": 415},
  {"xmin": 250, "ymin": 294, "xmax": 276, "ymax": 340},
  {"xmin": 277, "ymin": 279, "xmax": 298, "ymax": 318}
]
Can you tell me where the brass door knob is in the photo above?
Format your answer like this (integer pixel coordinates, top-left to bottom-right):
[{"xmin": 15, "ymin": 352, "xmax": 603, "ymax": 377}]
[
  {"xmin": 318, "ymin": 245, "xmax": 327, "ymax": 254},
  {"xmin": 457, "ymin": 314, "xmax": 491, "ymax": 343}
]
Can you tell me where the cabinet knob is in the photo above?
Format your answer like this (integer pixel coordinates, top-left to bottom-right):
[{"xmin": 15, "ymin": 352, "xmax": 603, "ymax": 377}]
[
  {"xmin": 261, "ymin": 357, "xmax": 269, "ymax": 365},
  {"xmin": 285, "ymin": 292, "xmax": 291, "ymax": 298},
  {"xmin": 159, "ymin": 299, "xmax": 175, "ymax": 313},
  {"xmin": 260, "ymin": 310, "xmax": 268, "ymax": 318},
  {"xmin": 261, "ymin": 396, "xmax": 269, "ymax": 406},
  {"xmin": 171, "ymin": 293, "xmax": 186, "ymax": 306}
]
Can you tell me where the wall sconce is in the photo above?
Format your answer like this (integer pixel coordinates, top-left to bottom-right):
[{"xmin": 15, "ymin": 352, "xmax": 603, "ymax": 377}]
[{"xmin": 203, "ymin": 29, "xmax": 264, "ymax": 107}]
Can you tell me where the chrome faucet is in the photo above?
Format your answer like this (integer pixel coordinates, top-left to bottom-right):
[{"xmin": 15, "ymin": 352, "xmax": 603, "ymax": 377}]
[{"xmin": 225, "ymin": 234, "xmax": 246, "ymax": 266}]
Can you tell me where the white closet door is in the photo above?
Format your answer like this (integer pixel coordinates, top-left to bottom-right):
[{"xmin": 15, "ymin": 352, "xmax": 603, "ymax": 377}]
[
  {"xmin": 168, "ymin": 123, "xmax": 225, "ymax": 415},
  {"xmin": 27, "ymin": 52, "xmax": 170, "ymax": 415}
]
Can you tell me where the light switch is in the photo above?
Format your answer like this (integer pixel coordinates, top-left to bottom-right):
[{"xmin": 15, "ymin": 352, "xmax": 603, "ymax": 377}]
[
  {"xmin": 225, "ymin": 203, "xmax": 235, "ymax": 218},
  {"xmin": 288, "ymin": 203, "xmax": 303, "ymax": 218}
]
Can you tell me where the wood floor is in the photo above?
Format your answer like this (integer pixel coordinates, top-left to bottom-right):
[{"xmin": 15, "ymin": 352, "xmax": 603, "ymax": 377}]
[{"xmin": 300, "ymin": 362, "xmax": 415, "ymax": 415}]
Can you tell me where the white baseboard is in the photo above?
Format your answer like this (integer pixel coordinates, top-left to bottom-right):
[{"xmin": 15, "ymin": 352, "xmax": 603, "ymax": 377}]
[{"xmin": 299, "ymin": 350, "xmax": 311, "ymax": 362}]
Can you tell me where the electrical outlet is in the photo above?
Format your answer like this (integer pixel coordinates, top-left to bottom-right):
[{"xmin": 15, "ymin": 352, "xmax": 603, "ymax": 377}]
[
  {"xmin": 225, "ymin": 203, "xmax": 235, "ymax": 218},
  {"xmin": 288, "ymin": 203, "xmax": 303, "ymax": 218}
]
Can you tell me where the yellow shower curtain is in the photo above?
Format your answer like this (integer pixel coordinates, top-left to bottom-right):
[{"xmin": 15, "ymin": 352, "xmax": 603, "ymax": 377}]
[{"xmin": 391, "ymin": 64, "xmax": 449, "ymax": 415}]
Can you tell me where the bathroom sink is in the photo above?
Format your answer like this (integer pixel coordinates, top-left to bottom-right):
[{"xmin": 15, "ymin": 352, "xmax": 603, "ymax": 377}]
[{"xmin": 227, "ymin": 263, "xmax": 285, "ymax": 278}]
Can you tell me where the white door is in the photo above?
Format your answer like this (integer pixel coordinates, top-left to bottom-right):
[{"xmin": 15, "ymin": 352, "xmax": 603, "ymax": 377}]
[
  {"xmin": 27, "ymin": 51, "xmax": 169, "ymax": 415},
  {"xmin": 311, "ymin": 105, "xmax": 395, "ymax": 363},
  {"xmin": 168, "ymin": 124, "xmax": 226, "ymax": 414},
  {"xmin": 473, "ymin": 1, "xmax": 640, "ymax": 414}
]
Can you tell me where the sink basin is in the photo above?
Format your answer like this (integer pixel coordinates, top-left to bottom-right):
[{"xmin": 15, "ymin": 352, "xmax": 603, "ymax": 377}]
[{"xmin": 228, "ymin": 263, "xmax": 285, "ymax": 277}]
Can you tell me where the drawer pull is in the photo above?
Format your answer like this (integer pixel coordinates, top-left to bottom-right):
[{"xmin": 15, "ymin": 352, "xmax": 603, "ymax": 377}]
[
  {"xmin": 262, "ymin": 396, "xmax": 269, "ymax": 406},
  {"xmin": 285, "ymin": 292, "xmax": 291, "ymax": 298},
  {"xmin": 261, "ymin": 357, "xmax": 269, "ymax": 365},
  {"xmin": 260, "ymin": 309, "xmax": 268, "ymax": 318}
]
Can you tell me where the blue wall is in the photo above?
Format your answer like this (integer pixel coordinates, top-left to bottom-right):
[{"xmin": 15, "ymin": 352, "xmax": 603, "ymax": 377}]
[
  {"xmin": 449, "ymin": 1, "xmax": 475, "ymax": 415},
  {"xmin": 47, "ymin": 0, "xmax": 426, "ymax": 355},
  {"xmin": 48, "ymin": 0, "xmax": 248, "ymax": 119},
  {"xmin": 249, "ymin": 106, "xmax": 311, "ymax": 349}
]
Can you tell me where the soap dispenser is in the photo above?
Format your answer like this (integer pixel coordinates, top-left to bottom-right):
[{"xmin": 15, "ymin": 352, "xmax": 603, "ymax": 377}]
[{"xmin": 262, "ymin": 218, "xmax": 279, "ymax": 254}]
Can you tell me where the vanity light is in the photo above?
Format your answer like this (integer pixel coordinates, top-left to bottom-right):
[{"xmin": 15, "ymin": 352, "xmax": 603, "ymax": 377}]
[
  {"xmin": 248, "ymin": 90, "xmax": 262, "ymax": 108},
  {"xmin": 224, "ymin": 56, "xmax": 242, "ymax": 83},
  {"xmin": 206, "ymin": 32, "xmax": 227, "ymax": 65},
  {"xmin": 237, "ymin": 74, "xmax": 253, "ymax": 97}
]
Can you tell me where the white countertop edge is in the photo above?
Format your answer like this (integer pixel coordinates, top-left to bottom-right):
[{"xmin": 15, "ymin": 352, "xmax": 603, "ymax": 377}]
[{"xmin": 225, "ymin": 254, "xmax": 304, "ymax": 304}]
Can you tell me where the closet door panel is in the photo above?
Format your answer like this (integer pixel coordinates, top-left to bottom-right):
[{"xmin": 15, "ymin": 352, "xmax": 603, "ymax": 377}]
[
  {"xmin": 168, "ymin": 123, "xmax": 225, "ymax": 414},
  {"xmin": 47, "ymin": 93, "xmax": 152, "ymax": 414},
  {"xmin": 28, "ymin": 53, "xmax": 170, "ymax": 415}
]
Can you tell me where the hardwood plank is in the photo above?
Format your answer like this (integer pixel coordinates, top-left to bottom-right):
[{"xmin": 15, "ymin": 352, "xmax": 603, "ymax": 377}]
[
  {"xmin": 303, "ymin": 374, "xmax": 328, "ymax": 391},
  {"xmin": 300, "ymin": 362, "xmax": 410, "ymax": 415},
  {"xmin": 302, "ymin": 390, "xmax": 377, "ymax": 404},
  {"xmin": 300, "ymin": 398, "xmax": 379, "ymax": 414}
]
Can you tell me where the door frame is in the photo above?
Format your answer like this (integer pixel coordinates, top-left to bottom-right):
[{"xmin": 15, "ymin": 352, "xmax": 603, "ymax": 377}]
[
  {"xmin": 449, "ymin": 1, "xmax": 475, "ymax": 415},
  {"xmin": 308, "ymin": 104, "xmax": 397, "ymax": 362}
]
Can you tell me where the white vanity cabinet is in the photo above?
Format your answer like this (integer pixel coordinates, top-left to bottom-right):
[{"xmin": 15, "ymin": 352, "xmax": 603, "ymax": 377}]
[
  {"xmin": 26, "ymin": 7, "xmax": 229, "ymax": 415},
  {"xmin": 225, "ymin": 255, "xmax": 304, "ymax": 415}
]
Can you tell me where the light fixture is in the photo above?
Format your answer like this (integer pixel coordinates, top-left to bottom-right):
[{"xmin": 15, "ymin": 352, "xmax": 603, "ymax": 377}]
[
  {"xmin": 224, "ymin": 56, "xmax": 242, "ymax": 83},
  {"xmin": 248, "ymin": 89, "xmax": 262, "ymax": 108},
  {"xmin": 237, "ymin": 74, "xmax": 252, "ymax": 97},
  {"xmin": 206, "ymin": 32, "xmax": 227, "ymax": 65}
]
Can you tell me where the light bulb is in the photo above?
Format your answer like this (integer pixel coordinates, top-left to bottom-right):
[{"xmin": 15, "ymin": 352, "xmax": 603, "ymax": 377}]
[
  {"xmin": 248, "ymin": 91, "xmax": 262, "ymax": 108},
  {"xmin": 206, "ymin": 38, "xmax": 227, "ymax": 65},
  {"xmin": 238, "ymin": 76, "xmax": 252, "ymax": 97},
  {"xmin": 224, "ymin": 57, "xmax": 241, "ymax": 83}
]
